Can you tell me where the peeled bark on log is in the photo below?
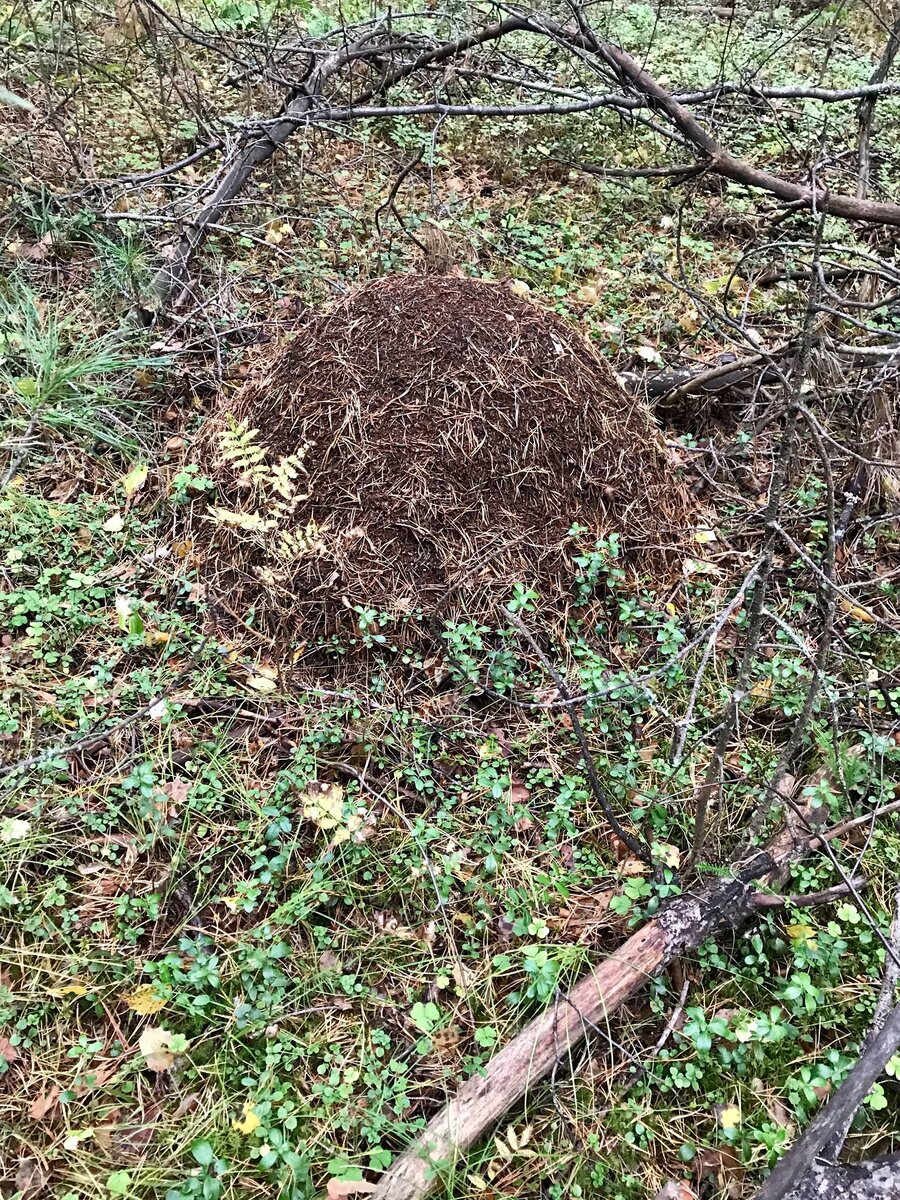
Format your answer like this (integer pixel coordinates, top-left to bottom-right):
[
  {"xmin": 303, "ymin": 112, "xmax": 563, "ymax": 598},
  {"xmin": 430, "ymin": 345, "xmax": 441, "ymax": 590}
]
[
  {"xmin": 783, "ymin": 1154, "xmax": 900, "ymax": 1200},
  {"xmin": 374, "ymin": 791, "xmax": 807, "ymax": 1200}
]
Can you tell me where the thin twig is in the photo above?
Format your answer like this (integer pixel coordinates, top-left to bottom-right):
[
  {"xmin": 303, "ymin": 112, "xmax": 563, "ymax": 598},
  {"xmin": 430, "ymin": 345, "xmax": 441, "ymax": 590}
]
[{"xmin": 506, "ymin": 612, "xmax": 652, "ymax": 865}]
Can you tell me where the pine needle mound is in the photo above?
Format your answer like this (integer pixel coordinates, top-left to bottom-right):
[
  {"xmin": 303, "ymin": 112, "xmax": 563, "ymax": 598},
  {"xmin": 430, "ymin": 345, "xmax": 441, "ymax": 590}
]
[{"xmin": 197, "ymin": 276, "xmax": 691, "ymax": 643}]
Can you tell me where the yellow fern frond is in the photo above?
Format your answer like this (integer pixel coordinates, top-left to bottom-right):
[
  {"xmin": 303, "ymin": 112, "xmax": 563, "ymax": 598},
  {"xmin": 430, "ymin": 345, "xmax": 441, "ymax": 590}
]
[
  {"xmin": 274, "ymin": 520, "xmax": 326, "ymax": 563},
  {"xmin": 205, "ymin": 507, "xmax": 275, "ymax": 532},
  {"xmin": 270, "ymin": 449, "xmax": 308, "ymax": 501},
  {"xmin": 218, "ymin": 416, "xmax": 267, "ymax": 483}
]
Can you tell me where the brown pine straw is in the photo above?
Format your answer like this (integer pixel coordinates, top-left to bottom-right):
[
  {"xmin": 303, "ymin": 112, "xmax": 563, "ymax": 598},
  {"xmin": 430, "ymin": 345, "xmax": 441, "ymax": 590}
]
[{"xmin": 194, "ymin": 275, "xmax": 692, "ymax": 647}]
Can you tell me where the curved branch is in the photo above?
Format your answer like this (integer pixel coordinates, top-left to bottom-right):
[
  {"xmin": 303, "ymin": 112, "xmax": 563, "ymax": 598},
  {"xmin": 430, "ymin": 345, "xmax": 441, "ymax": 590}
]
[{"xmin": 591, "ymin": 40, "xmax": 900, "ymax": 226}]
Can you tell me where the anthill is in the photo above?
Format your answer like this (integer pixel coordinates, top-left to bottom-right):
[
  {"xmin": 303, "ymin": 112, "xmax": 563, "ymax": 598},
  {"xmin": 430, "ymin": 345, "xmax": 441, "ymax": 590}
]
[{"xmin": 194, "ymin": 275, "xmax": 691, "ymax": 647}]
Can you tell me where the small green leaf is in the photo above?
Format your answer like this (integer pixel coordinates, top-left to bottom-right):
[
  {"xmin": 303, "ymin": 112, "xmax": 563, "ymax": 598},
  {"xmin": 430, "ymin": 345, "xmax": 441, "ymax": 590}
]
[
  {"xmin": 409, "ymin": 1001, "xmax": 440, "ymax": 1034},
  {"xmin": 106, "ymin": 1172, "xmax": 132, "ymax": 1196},
  {"xmin": 191, "ymin": 1140, "xmax": 215, "ymax": 1167},
  {"xmin": 14, "ymin": 377, "xmax": 37, "ymax": 398}
]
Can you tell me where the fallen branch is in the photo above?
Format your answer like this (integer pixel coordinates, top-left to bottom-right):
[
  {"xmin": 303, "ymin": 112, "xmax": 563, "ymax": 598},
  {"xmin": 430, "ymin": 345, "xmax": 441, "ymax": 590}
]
[
  {"xmin": 751, "ymin": 875, "xmax": 866, "ymax": 909},
  {"xmin": 145, "ymin": 11, "xmax": 900, "ymax": 306},
  {"xmin": 373, "ymin": 777, "xmax": 812, "ymax": 1199},
  {"xmin": 589, "ymin": 40, "xmax": 900, "ymax": 227}
]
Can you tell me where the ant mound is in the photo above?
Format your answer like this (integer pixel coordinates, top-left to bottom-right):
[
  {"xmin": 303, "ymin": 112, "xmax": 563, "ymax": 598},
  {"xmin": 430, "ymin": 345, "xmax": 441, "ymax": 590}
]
[{"xmin": 197, "ymin": 275, "xmax": 690, "ymax": 645}]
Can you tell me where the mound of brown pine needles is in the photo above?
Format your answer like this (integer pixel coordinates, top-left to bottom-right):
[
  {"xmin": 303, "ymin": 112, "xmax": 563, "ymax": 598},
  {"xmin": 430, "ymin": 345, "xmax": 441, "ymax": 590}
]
[{"xmin": 196, "ymin": 275, "xmax": 692, "ymax": 647}]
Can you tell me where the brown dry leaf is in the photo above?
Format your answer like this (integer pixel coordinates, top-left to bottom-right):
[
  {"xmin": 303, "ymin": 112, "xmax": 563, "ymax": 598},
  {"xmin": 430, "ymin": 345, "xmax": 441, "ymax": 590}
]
[
  {"xmin": 609, "ymin": 833, "xmax": 630, "ymax": 860},
  {"xmin": 0, "ymin": 1034, "xmax": 19, "ymax": 1064},
  {"xmin": 654, "ymin": 1183, "xmax": 696, "ymax": 1200},
  {"xmin": 29, "ymin": 1087, "xmax": 60, "ymax": 1120},
  {"xmin": 8, "ymin": 232, "xmax": 53, "ymax": 262},
  {"xmin": 15, "ymin": 1158, "xmax": 48, "ymax": 1196},
  {"xmin": 173, "ymin": 1093, "xmax": 200, "ymax": 1118},
  {"xmin": 73, "ymin": 1060, "xmax": 117, "ymax": 1096},
  {"xmin": 619, "ymin": 857, "xmax": 648, "ymax": 877},
  {"xmin": 695, "ymin": 1145, "xmax": 743, "ymax": 1191},
  {"xmin": 163, "ymin": 779, "xmax": 190, "ymax": 807},
  {"xmin": 431, "ymin": 1026, "xmax": 461, "ymax": 1058},
  {"xmin": 451, "ymin": 961, "xmax": 473, "ymax": 993},
  {"xmin": 764, "ymin": 1095, "xmax": 793, "ymax": 1132},
  {"xmin": 325, "ymin": 1180, "xmax": 378, "ymax": 1199},
  {"xmin": 113, "ymin": 1103, "xmax": 161, "ymax": 1158}
]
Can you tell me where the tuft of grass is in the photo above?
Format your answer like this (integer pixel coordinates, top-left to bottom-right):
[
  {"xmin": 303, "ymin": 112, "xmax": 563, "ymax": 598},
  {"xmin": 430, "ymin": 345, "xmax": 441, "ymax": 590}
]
[{"xmin": 0, "ymin": 279, "xmax": 160, "ymax": 465}]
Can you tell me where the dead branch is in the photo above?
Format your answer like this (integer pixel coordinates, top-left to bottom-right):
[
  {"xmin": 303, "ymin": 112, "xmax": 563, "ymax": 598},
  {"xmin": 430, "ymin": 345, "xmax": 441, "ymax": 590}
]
[
  {"xmin": 587, "ymin": 40, "xmax": 900, "ymax": 227},
  {"xmin": 144, "ymin": 9, "xmax": 900, "ymax": 307},
  {"xmin": 754, "ymin": 999, "xmax": 900, "ymax": 1200},
  {"xmin": 372, "ymin": 776, "xmax": 817, "ymax": 1199},
  {"xmin": 751, "ymin": 875, "xmax": 866, "ymax": 908}
]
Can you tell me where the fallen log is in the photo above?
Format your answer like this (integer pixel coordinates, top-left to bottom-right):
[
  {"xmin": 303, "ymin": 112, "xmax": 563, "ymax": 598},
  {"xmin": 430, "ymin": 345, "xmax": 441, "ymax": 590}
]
[
  {"xmin": 783, "ymin": 1154, "xmax": 900, "ymax": 1200},
  {"xmin": 374, "ymin": 779, "xmax": 809, "ymax": 1200}
]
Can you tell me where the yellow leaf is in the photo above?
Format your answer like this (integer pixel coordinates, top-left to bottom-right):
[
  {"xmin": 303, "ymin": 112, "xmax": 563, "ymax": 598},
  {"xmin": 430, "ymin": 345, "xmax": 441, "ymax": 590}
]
[
  {"xmin": 300, "ymin": 782, "xmax": 345, "ymax": 832},
  {"xmin": 785, "ymin": 923, "xmax": 817, "ymax": 949},
  {"xmin": 144, "ymin": 628, "xmax": 170, "ymax": 647},
  {"xmin": 246, "ymin": 675, "xmax": 277, "ymax": 693},
  {"xmin": 1, "ymin": 818, "xmax": 31, "ymax": 842},
  {"xmin": 717, "ymin": 1103, "xmax": 741, "ymax": 1131},
  {"xmin": 121, "ymin": 984, "xmax": 167, "ymax": 1015},
  {"xmin": 102, "ymin": 512, "xmax": 125, "ymax": 533},
  {"xmin": 653, "ymin": 842, "xmax": 681, "ymax": 869},
  {"xmin": 493, "ymin": 1135, "xmax": 513, "ymax": 1160},
  {"xmin": 47, "ymin": 982, "xmax": 88, "ymax": 997},
  {"xmin": 839, "ymin": 597, "xmax": 876, "ymax": 624},
  {"xmin": 232, "ymin": 1100, "xmax": 261, "ymax": 1135},
  {"xmin": 693, "ymin": 528, "xmax": 718, "ymax": 544},
  {"xmin": 750, "ymin": 677, "xmax": 773, "ymax": 699},
  {"xmin": 120, "ymin": 462, "xmax": 148, "ymax": 500},
  {"xmin": 63, "ymin": 1127, "xmax": 94, "ymax": 1150}
]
